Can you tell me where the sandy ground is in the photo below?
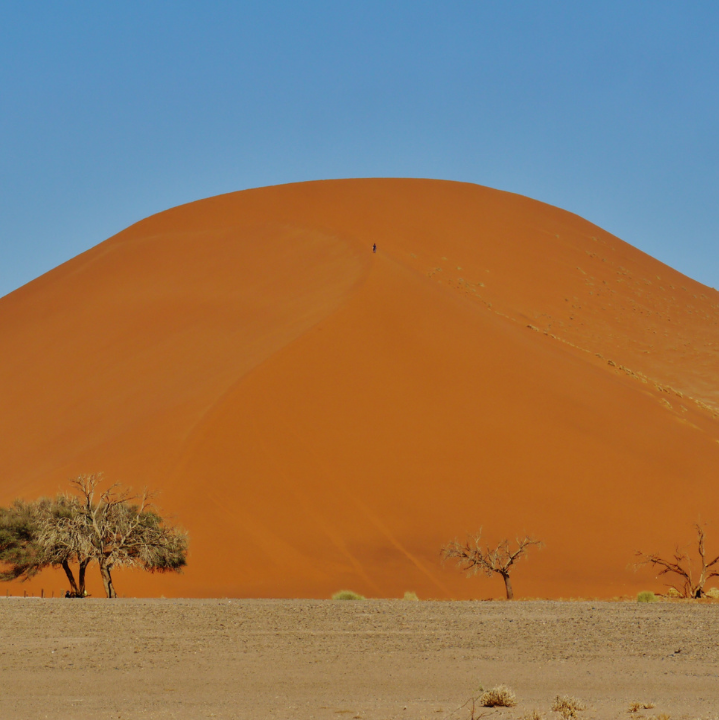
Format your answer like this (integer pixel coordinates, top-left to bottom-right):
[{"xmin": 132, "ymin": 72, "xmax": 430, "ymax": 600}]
[{"xmin": 0, "ymin": 598, "xmax": 717, "ymax": 720}]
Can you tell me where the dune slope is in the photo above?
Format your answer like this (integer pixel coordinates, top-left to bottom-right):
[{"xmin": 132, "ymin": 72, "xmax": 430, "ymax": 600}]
[{"xmin": 1, "ymin": 179, "xmax": 718, "ymax": 599}]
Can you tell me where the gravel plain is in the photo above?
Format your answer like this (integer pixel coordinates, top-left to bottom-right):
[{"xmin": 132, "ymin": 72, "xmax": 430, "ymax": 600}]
[{"xmin": 0, "ymin": 598, "xmax": 718, "ymax": 719}]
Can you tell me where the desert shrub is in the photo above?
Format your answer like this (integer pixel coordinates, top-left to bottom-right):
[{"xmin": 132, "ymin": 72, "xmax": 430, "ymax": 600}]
[
  {"xmin": 403, "ymin": 591, "xmax": 419, "ymax": 601},
  {"xmin": 332, "ymin": 590, "xmax": 364, "ymax": 600},
  {"xmin": 521, "ymin": 710, "xmax": 545, "ymax": 720},
  {"xmin": 637, "ymin": 591, "xmax": 658, "ymax": 603},
  {"xmin": 479, "ymin": 685, "xmax": 516, "ymax": 707},
  {"xmin": 628, "ymin": 701, "xmax": 655, "ymax": 712},
  {"xmin": 664, "ymin": 587, "xmax": 682, "ymax": 598},
  {"xmin": 705, "ymin": 587, "xmax": 719, "ymax": 599},
  {"xmin": 552, "ymin": 695, "xmax": 586, "ymax": 718}
]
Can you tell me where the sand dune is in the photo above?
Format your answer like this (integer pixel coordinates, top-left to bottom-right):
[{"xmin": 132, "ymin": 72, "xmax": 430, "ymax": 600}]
[{"xmin": 1, "ymin": 179, "xmax": 718, "ymax": 599}]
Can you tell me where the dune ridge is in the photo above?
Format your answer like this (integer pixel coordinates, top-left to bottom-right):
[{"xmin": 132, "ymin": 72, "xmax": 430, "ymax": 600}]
[{"xmin": 1, "ymin": 179, "xmax": 718, "ymax": 599}]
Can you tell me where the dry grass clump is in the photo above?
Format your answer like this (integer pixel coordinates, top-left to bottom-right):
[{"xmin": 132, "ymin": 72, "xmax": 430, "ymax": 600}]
[
  {"xmin": 331, "ymin": 590, "xmax": 365, "ymax": 600},
  {"xmin": 628, "ymin": 701, "xmax": 655, "ymax": 712},
  {"xmin": 705, "ymin": 586, "xmax": 719, "ymax": 599},
  {"xmin": 521, "ymin": 710, "xmax": 545, "ymax": 720},
  {"xmin": 479, "ymin": 685, "xmax": 517, "ymax": 707},
  {"xmin": 651, "ymin": 715, "xmax": 670, "ymax": 720},
  {"xmin": 637, "ymin": 591, "xmax": 658, "ymax": 603},
  {"xmin": 664, "ymin": 587, "xmax": 682, "ymax": 598},
  {"xmin": 403, "ymin": 590, "xmax": 419, "ymax": 601},
  {"xmin": 552, "ymin": 695, "xmax": 586, "ymax": 718}
]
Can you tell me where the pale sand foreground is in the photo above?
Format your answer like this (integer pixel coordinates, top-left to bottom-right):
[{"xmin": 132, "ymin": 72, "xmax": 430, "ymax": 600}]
[{"xmin": 0, "ymin": 599, "xmax": 717, "ymax": 719}]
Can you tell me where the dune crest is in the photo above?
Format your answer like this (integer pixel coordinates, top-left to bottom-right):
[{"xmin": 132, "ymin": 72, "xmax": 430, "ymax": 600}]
[{"xmin": 1, "ymin": 179, "xmax": 718, "ymax": 599}]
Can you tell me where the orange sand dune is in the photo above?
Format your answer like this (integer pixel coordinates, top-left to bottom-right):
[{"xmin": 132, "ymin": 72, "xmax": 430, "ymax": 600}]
[{"xmin": 2, "ymin": 179, "xmax": 719, "ymax": 599}]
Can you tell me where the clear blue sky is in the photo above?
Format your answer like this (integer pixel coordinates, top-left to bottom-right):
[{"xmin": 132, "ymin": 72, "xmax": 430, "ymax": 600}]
[{"xmin": 1, "ymin": 2, "xmax": 718, "ymax": 298}]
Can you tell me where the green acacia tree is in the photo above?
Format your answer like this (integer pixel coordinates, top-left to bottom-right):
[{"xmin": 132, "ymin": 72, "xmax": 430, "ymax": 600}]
[
  {"xmin": 0, "ymin": 497, "xmax": 90, "ymax": 595},
  {"xmin": 0, "ymin": 499, "xmax": 47, "ymax": 581}
]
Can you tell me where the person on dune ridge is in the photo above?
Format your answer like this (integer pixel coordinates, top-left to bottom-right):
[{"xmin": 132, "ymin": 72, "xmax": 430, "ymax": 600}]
[{"xmin": 372, "ymin": 243, "xmax": 376, "ymax": 253}]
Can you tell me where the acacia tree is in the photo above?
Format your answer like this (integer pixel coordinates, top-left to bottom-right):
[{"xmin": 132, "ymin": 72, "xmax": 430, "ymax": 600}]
[
  {"xmin": 0, "ymin": 497, "xmax": 91, "ymax": 595},
  {"xmin": 36, "ymin": 494, "xmax": 93, "ymax": 596},
  {"xmin": 635, "ymin": 522, "xmax": 719, "ymax": 598},
  {"xmin": 0, "ymin": 499, "xmax": 47, "ymax": 582},
  {"xmin": 442, "ymin": 530, "xmax": 543, "ymax": 599},
  {"xmin": 71, "ymin": 474, "xmax": 188, "ymax": 598},
  {"xmin": 0, "ymin": 475, "xmax": 188, "ymax": 598}
]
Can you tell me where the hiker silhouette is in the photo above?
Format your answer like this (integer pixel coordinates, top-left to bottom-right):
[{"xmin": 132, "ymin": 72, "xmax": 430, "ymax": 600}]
[{"xmin": 372, "ymin": 243, "xmax": 376, "ymax": 253}]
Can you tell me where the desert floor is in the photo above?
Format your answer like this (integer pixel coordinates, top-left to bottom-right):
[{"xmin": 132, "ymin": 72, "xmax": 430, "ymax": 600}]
[{"xmin": 0, "ymin": 598, "xmax": 717, "ymax": 719}]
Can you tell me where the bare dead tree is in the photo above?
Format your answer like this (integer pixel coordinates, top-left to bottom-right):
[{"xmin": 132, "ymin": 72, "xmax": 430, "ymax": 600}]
[
  {"xmin": 635, "ymin": 522, "xmax": 719, "ymax": 598},
  {"xmin": 442, "ymin": 530, "xmax": 543, "ymax": 599},
  {"xmin": 72, "ymin": 474, "xmax": 188, "ymax": 598},
  {"xmin": 35, "ymin": 494, "xmax": 93, "ymax": 596}
]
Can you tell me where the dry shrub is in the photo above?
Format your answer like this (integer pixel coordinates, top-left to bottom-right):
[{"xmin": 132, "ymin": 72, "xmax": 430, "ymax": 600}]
[
  {"xmin": 479, "ymin": 685, "xmax": 517, "ymax": 707},
  {"xmin": 664, "ymin": 587, "xmax": 682, "ymax": 598},
  {"xmin": 332, "ymin": 590, "xmax": 365, "ymax": 600},
  {"xmin": 637, "ymin": 591, "xmax": 658, "ymax": 603},
  {"xmin": 552, "ymin": 695, "xmax": 586, "ymax": 718},
  {"xmin": 403, "ymin": 591, "xmax": 419, "ymax": 601},
  {"xmin": 521, "ymin": 710, "xmax": 545, "ymax": 720},
  {"xmin": 628, "ymin": 701, "xmax": 655, "ymax": 712},
  {"xmin": 705, "ymin": 587, "xmax": 719, "ymax": 599}
]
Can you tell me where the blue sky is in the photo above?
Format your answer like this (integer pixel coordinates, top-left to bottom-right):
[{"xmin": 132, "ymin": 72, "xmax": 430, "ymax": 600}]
[{"xmin": 1, "ymin": 2, "xmax": 718, "ymax": 297}]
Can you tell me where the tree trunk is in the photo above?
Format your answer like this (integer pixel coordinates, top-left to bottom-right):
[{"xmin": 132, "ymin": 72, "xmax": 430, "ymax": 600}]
[
  {"xmin": 106, "ymin": 567, "xmax": 116, "ymax": 598},
  {"xmin": 78, "ymin": 558, "xmax": 90, "ymax": 597},
  {"xmin": 61, "ymin": 560, "xmax": 79, "ymax": 596},
  {"xmin": 502, "ymin": 572, "xmax": 514, "ymax": 600},
  {"xmin": 99, "ymin": 563, "xmax": 117, "ymax": 598}
]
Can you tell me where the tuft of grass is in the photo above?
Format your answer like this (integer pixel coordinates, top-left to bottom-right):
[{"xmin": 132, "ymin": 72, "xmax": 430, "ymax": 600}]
[
  {"xmin": 628, "ymin": 701, "xmax": 655, "ymax": 712},
  {"xmin": 403, "ymin": 591, "xmax": 419, "ymax": 601},
  {"xmin": 704, "ymin": 587, "xmax": 719, "ymax": 599},
  {"xmin": 552, "ymin": 695, "xmax": 586, "ymax": 719},
  {"xmin": 521, "ymin": 710, "xmax": 545, "ymax": 720},
  {"xmin": 332, "ymin": 590, "xmax": 365, "ymax": 600},
  {"xmin": 479, "ymin": 685, "xmax": 517, "ymax": 708},
  {"xmin": 664, "ymin": 587, "xmax": 682, "ymax": 598},
  {"xmin": 637, "ymin": 591, "xmax": 658, "ymax": 603}
]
